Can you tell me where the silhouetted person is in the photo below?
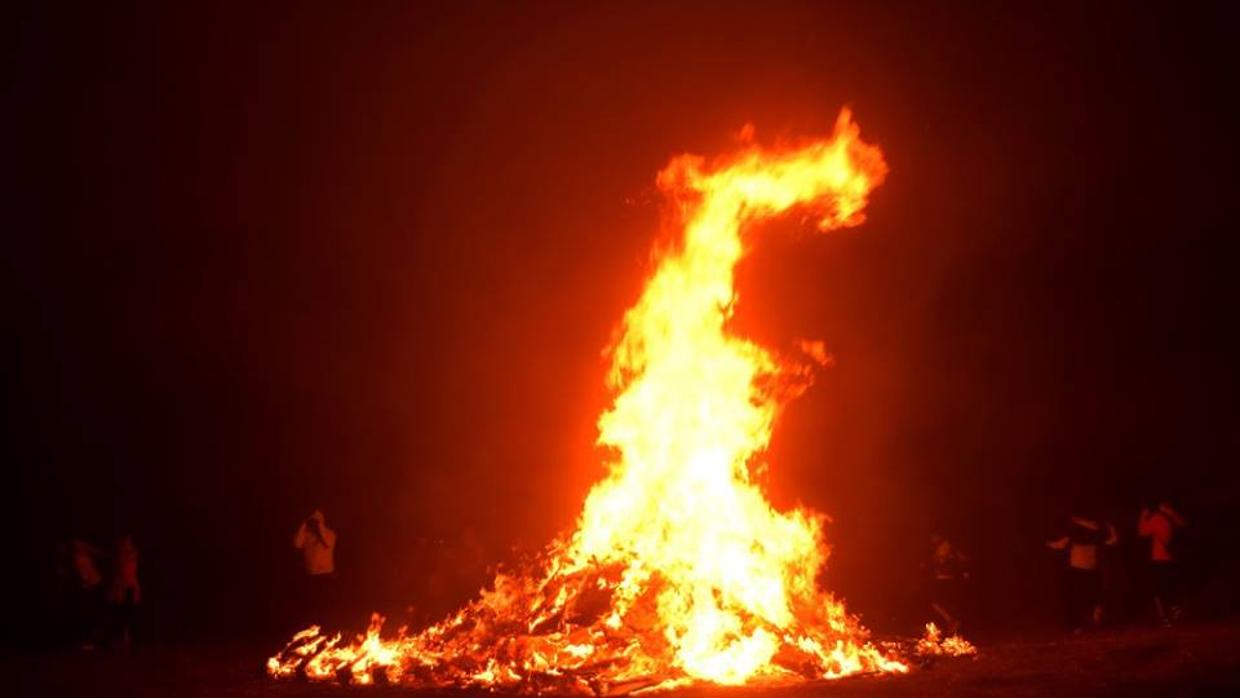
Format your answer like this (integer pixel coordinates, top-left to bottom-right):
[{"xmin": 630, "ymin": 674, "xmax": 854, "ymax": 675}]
[
  {"xmin": 1138, "ymin": 501, "xmax": 1187, "ymax": 625},
  {"xmin": 54, "ymin": 541, "xmax": 75, "ymax": 641},
  {"xmin": 107, "ymin": 535, "xmax": 141, "ymax": 648},
  {"xmin": 293, "ymin": 509, "xmax": 337, "ymax": 623},
  {"xmin": 924, "ymin": 533, "xmax": 970, "ymax": 635},
  {"xmin": 1047, "ymin": 514, "xmax": 1118, "ymax": 631},
  {"xmin": 70, "ymin": 539, "xmax": 104, "ymax": 650}
]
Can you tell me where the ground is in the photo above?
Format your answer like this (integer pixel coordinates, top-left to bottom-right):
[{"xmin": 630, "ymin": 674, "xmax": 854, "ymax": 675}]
[{"xmin": 12, "ymin": 622, "xmax": 1240, "ymax": 697}]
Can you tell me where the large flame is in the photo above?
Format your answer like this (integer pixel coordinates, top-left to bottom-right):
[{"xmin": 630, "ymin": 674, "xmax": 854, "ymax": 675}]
[{"xmin": 270, "ymin": 109, "xmax": 917, "ymax": 692}]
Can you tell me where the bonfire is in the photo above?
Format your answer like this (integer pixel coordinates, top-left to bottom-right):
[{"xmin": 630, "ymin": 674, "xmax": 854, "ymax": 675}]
[{"xmin": 269, "ymin": 109, "xmax": 972, "ymax": 693}]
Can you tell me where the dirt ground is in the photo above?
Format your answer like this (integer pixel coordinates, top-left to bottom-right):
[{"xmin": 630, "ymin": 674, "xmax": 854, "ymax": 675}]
[{"xmin": 12, "ymin": 621, "xmax": 1240, "ymax": 697}]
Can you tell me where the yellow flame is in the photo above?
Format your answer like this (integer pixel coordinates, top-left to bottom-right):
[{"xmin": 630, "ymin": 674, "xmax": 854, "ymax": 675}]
[
  {"xmin": 270, "ymin": 109, "xmax": 908, "ymax": 690},
  {"xmin": 574, "ymin": 108, "xmax": 888, "ymax": 682},
  {"xmin": 917, "ymin": 622, "xmax": 978, "ymax": 657}
]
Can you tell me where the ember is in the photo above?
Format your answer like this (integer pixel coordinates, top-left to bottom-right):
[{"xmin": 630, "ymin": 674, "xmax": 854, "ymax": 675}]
[
  {"xmin": 270, "ymin": 109, "xmax": 933, "ymax": 692},
  {"xmin": 916, "ymin": 623, "xmax": 978, "ymax": 658}
]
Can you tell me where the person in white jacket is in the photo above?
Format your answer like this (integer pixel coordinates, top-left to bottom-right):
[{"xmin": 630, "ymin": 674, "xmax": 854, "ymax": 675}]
[
  {"xmin": 293, "ymin": 509, "xmax": 337, "ymax": 623},
  {"xmin": 1047, "ymin": 514, "xmax": 1118, "ymax": 631}
]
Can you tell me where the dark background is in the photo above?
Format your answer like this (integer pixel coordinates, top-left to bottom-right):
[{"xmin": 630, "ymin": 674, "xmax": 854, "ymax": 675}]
[{"xmin": 6, "ymin": 1, "xmax": 1237, "ymax": 647}]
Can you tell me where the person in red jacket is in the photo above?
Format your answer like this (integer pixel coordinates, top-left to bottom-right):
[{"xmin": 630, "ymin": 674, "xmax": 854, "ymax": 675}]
[{"xmin": 1138, "ymin": 501, "xmax": 1187, "ymax": 625}]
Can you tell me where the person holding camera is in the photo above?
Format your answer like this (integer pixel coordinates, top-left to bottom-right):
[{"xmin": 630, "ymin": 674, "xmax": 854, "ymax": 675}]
[
  {"xmin": 293, "ymin": 509, "xmax": 337, "ymax": 623},
  {"xmin": 1138, "ymin": 500, "xmax": 1187, "ymax": 625}
]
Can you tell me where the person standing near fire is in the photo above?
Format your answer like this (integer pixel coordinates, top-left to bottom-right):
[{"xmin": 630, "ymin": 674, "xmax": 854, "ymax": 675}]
[
  {"xmin": 924, "ymin": 533, "xmax": 970, "ymax": 635},
  {"xmin": 69, "ymin": 539, "xmax": 104, "ymax": 650},
  {"xmin": 1047, "ymin": 513, "xmax": 1118, "ymax": 631},
  {"xmin": 293, "ymin": 509, "xmax": 337, "ymax": 623},
  {"xmin": 1138, "ymin": 500, "xmax": 1187, "ymax": 625},
  {"xmin": 107, "ymin": 534, "xmax": 141, "ymax": 648}
]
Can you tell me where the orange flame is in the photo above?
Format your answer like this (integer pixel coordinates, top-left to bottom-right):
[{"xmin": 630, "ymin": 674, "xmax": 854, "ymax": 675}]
[
  {"xmin": 271, "ymin": 109, "xmax": 911, "ymax": 691},
  {"xmin": 916, "ymin": 622, "xmax": 978, "ymax": 658}
]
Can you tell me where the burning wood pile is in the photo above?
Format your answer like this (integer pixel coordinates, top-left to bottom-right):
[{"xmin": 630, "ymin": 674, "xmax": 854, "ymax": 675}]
[{"xmin": 270, "ymin": 109, "xmax": 972, "ymax": 692}]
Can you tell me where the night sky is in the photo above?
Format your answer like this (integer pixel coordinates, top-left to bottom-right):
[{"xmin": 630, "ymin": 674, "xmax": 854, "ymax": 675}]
[{"xmin": 7, "ymin": 2, "xmax": 1237, "ymax": 645}]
